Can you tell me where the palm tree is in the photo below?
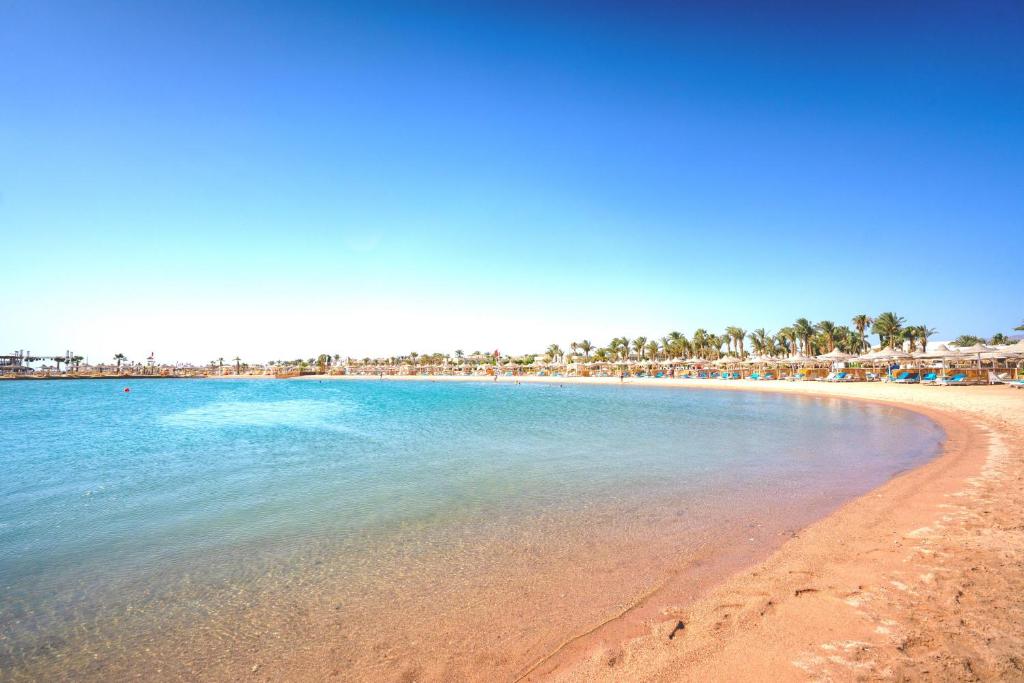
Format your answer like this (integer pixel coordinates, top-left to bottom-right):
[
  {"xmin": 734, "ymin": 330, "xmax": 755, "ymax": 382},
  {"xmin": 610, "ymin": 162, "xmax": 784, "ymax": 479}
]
[
  {"xmin": 815, "ymin": 321, "xmax": 838, "ymax": 352},
  {"xmin": 692, "ymin": 329, "xmax": 709, "ymax": 358},
  {"xmin": 733, "ymin": 327, "xmax": 747, "ymax": 358},
  {"xmin": 217, "ymin": 357, "xmax": 225, "ymax": 374},
  {"xmin": 617, "ymin": 336, "xmax": 631, "ymax": 360},
  {"xmin": 792, "ymin": 319, "xmax": 815, "ymax": 355},
  {"xmin": 578, "ymin": 339, "xmax": 593, "ymax": 359},
  {"xmin": 455, "ymin": 349, "xmax": 464, "ymax": 360},
  {"xmin": 234, "ymin": 356, "xmax": 242, "ymax": 374},
  {"xmin": 914, "ymin": 325, "xmax": 936, "ymax": 353},
  {"xmin": 851, "ymin": 314, "xmax": 873, "ymax": 352},
  {"xmin": 953, "ymin": 334, "xmax": 984, "ymax": 347},
  {"xmin": 546, "ymin": 344, "xmax": 563, "ymax": 363},
  {"xmin": 645, "ymin": 340, "xmax": 660, "ymax": 361},
  {"xmin": 871, "ymin": 312, "xmax": 905, "ymax": 350},
  {"xmin": 1016, "ymin": 320, "xmax": 1024, "ymax": 332},
  {"xmin": 989, "ymin": 332, "xmax": 1009, "ymax": 345},
  {"xmin": 776, "ymin": 326, "xmax": 796, "ymax": 356},
  {"xmin": 632, "ymin": 336, "xmax": 648, "ymax": 360},
  {"xmin": 114, "ymin": 353, "xmax": 126, "ymax": 373},
  {"xmin": 748, "ymin": 328, "xmax": 769, "ymax": 356}
]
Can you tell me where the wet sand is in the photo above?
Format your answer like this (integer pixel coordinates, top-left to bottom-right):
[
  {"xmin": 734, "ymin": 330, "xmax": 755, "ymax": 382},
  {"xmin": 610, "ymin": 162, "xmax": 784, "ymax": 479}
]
[{"xmin": 304, "ymin": 375, "xmax": 1024, "ymax": 681}]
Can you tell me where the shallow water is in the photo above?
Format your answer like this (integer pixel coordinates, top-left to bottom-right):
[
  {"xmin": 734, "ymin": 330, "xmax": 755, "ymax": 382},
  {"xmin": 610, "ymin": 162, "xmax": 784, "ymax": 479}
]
[{"xmin": 0, "ymin": 379, "xmax": 943, "ymax": 680}]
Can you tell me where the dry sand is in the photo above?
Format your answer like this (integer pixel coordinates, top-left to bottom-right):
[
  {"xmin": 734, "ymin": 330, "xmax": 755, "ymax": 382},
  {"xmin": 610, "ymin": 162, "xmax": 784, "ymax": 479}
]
[{"xmin": 304, "ymin": 374, "xmax": 1024, "ymax": 681}]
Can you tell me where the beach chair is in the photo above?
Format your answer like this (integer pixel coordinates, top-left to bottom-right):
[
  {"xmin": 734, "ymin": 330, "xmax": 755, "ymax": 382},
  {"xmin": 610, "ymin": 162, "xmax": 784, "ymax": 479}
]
[
  {"xmin": 893, "ymin": 372, "xmax": 919, "ymax": 384},
  {"xmin": 762, "ymin": 373, "xmax": 774, "ymax": 380},
  {"xmin": 749, "ymin": 372, "xmax": 760, "ymax": 381},
  {"xmin": 938, "ymin": 373, "xmax": 972, "ymax": 385},
  {"xmin": 987, "ymin": 371, "xmax": 1020, "ymax": 386},
  {"xmin": 921, "ymin": 372, "xmax": 938, "ymax": 384},
  {"xmin": 832, "ymin": 371, "xmax": 850, "ymax": 382}
]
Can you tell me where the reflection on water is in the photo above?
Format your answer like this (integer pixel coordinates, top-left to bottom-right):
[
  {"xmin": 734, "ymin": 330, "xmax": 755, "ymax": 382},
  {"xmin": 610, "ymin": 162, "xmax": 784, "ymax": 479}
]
[{"xmin": 0, "ymin": 379, "xmax": 943, "ymax": 680}]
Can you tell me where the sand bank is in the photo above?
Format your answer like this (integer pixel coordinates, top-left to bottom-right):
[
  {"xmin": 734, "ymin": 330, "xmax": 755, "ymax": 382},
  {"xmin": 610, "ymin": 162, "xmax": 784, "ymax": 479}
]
[{"xmin": 299, "ymin": 374, "xmax": 1024, "ymax": 681}]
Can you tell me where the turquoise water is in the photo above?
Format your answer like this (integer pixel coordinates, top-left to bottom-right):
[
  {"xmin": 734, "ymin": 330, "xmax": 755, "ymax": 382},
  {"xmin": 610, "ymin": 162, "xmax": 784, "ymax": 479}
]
[{"xmin": 0, "ymin": 379, "xmax": 943, "ymax": 679}]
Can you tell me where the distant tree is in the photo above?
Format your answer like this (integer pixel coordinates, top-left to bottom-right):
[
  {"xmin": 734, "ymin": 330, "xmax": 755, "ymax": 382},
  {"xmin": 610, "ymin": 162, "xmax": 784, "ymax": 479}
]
[
  {"xmin": 815, "ymin": 321, "xmax": 838, "ymax": 352},
  {"xmin": 852, "ymin": 314, "xmax": 873, "ymax": 352},
  {"xmin": 578, "ymin": 339, "xmax": 593, "ymax": 359},
  {"xmin": 114, "ymin": 353, "xmax": 127, "ymax": 373},
  {"xmin": 872, "ymin": 312, "xmax": 905, "ymax": 349},
  {"xmin": 953, "ymin": 335, "xmax": 985, "ymax": 347},
  {"xmin": 990, "ymin": 332, "xmax": 1009, "ymax": 345},
  {"xmin": 632, "ymin": 336, "xmax": 648, "ymax": 360},
  {"xmin": 792, "ymin": 318, "xmax": 815, "ymax": 354}
]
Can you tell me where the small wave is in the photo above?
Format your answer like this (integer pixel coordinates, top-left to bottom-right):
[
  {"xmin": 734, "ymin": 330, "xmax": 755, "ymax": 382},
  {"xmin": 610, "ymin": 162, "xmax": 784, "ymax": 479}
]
[{"xmin": 161, "ymin": 399, "xmax": 355, "ymax": 431}]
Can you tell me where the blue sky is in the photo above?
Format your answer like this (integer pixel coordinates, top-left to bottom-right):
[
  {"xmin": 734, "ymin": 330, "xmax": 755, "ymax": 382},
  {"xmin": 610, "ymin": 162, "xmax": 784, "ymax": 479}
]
[{"xmin": 2, "ymin": 1, "xmax": 1022, "ymax": 362}]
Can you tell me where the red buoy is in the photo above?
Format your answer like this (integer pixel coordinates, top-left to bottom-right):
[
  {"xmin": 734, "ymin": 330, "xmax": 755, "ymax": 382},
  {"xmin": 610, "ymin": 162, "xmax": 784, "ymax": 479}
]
[{"xmin": 124, "ymin": 387, "xmax": 130, "ymax": 393}]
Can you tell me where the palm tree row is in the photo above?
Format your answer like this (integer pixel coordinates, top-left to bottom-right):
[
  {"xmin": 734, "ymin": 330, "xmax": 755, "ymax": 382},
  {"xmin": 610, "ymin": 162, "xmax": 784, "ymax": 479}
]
[
  {"xmin": 540, "ymin": 313, "xmax": 942, "ymax": 364},
  {"xmin": 264, "ymin": 315, "xmax": 1022, "ymax": 370}
]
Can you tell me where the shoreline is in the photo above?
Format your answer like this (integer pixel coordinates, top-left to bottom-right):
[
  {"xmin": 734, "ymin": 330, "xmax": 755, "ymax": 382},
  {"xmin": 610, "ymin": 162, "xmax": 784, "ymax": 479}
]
[
  {"xmin": 4, "ymin": 375, "xmax": 1019, "ymax": 679},
  {"xmin": 297, "ymin": 373, "xmax": 1023, "ymax": 680}
]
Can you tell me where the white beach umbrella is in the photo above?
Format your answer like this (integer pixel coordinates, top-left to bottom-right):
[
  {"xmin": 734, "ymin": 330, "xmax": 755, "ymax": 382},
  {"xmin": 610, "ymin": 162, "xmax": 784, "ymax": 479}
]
[
  {"xmin": 956, "ymin": 343, "xmax": 995, "ymax": 355},
  {"xmin": 816, "ymin": 348, "xmax": 853, "ymax": 361},
  {"xmin": 913, "ymin": 343, "xmax": 959, "ymax": 359},
  {"xmin": 954, "ymin": 344, "xmax": 995, "ymax": 376},
  {"xmin": 992, "ymin": 341, "xmax": 1024, "ymax": 363}
]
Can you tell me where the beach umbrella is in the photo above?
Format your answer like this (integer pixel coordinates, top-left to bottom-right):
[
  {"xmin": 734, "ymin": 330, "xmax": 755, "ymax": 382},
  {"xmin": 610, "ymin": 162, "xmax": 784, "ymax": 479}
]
[
  {"xmin": 954, "ymin": 343, "xmax": 995, "ymax": 377},
  {"xmin": 913, "ymin": 343, "xmax": 961, "ymax": 380},
  {"xmin": 956, "ymin": 343, "xmax": 995, "ymax": 354},
  {"xmin": 999, "ymin": 339, "xmax": 1024, "ymax": 355},
  {"xmin": 816, "ymin": 348, "xmax": 853, "ymax": 362}
]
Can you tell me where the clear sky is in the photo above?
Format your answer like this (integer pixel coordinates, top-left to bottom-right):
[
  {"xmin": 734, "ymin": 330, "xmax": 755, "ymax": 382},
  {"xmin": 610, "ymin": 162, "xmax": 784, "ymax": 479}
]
[{"xmin": 2, "ymin": 1, "xmax": 1022, "ymax": 363}]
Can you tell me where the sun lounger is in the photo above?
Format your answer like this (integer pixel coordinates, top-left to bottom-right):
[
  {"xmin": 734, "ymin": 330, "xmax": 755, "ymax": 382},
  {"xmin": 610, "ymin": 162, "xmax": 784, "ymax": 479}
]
[
  {"xmin": 893, "ymin": 371, "xmax": 919, "ymax": 384},
  {"xmin": 920, "ymin": 372, "xmax": 938, "ymax": 384},
  {"xmin": 988, "ymin": 371, "xmax": 1023, "ymax": 387},
  {"xmin": 937, "ymin": 373, "xmax": 980, "ymax": 386}
]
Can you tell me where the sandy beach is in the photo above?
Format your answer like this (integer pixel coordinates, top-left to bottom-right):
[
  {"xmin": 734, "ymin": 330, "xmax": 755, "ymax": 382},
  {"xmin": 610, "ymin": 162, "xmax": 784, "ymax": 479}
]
[{"xmin": 297, "ymin": 374, "xmax": 1024, "ymax": 681}]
